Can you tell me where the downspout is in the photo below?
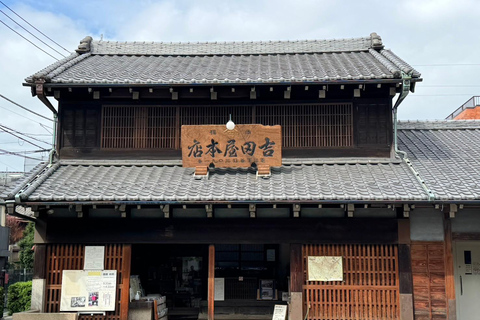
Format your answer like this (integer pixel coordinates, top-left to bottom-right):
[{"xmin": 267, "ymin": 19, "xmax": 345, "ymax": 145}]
[
  {"xmin": 393, "ymin": 71, "xmax": 411, "ymax": 159},
  {"xmin": 392, "ymin": 72, "xmax": 435, "ymax": 201},
  {"xmin": 35, "ymin": 80, "xmax": 58, "ymax": 165}
]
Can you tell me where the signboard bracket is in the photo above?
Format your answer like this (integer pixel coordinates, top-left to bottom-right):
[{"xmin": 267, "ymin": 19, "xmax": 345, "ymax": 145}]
[{"xmin": 256, "ymin": 165, "xmax": 271, "ymax": 178}]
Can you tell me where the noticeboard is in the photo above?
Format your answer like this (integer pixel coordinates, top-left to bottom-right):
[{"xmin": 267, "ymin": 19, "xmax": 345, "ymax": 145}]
[
  {"xmin": 181, "ymin": 124, "xmax": 282, "ymax": 168},
  {"xmin": 60, "ymin": 270, "xmax": 117, "ymax": 312}
]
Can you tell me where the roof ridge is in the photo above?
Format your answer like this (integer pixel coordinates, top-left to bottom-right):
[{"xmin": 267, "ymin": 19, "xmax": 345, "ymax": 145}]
[{"xmin": 397, "ymin": 119, "xmax": 480, "ymax": 130}]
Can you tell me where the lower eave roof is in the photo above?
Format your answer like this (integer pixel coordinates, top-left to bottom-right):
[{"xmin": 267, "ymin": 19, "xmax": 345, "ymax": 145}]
[{"xmin": 11, "ymin": 159, "xmax": 429, "ymax": 204}]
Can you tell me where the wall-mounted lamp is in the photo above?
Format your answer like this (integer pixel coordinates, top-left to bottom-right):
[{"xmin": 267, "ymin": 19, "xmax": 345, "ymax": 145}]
[{"xmin": 226, "ymin": 114, "xmax": 235, "ymax": 130}]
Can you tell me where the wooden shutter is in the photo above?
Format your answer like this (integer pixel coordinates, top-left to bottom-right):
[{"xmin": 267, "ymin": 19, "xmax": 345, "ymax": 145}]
[
  {"xmin": 44, "ymin": 244, "xmax": 131, "ymax": 320},
  {"xmin": 303, "ymin": 244, "xmax": 400, "ymax": 319}
]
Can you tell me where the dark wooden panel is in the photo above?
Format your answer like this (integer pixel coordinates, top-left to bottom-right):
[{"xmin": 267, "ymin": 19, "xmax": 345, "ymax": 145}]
[
  {"xmin": 43, "ymin": 218, "xmax": 399, "ymax": 245},
  {"xmin": 399, "ymin": 245, "xmax": 413, "ymax": 294},
  {"xmin": 411, "ymin": 242, "xmax": 447, "ymax": 320},
  {"xmin": 33, "ymin": 244, "xmax": 46, "ymax": 279},
  {"xmin": 290, "ymin": 244, "xmax": 303, "ymax": 292},
  {"xmin": 354, "ymin": 101, "xmax": 392, "ymax": 147}
]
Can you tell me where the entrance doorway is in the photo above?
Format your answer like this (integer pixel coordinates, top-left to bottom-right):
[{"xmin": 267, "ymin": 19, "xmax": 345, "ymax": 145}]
[
  {"xmin": 454, "ymin": 241, "xmax": 480, "ymax": 320},
  {"xmin": 131, "ymin": 244, "xmax": 208, "ymax": 318}
]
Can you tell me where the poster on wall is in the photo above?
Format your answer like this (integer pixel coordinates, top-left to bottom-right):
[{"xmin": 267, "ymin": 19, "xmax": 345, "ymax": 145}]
[
  {"xmin": 60, "ymin": 270, "xmax": 117, "ymax": 312},
  {"xmin": 307, "ymin": 256, "xmax": 343, "ymax": 281},
  {"xmin": 84, "ymin": 246, "xmax": 105, "ymax": 270}
]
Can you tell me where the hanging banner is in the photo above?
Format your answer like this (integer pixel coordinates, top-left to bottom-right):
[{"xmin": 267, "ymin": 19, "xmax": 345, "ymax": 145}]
[
  {"xmin": 60, "ymin": 270, "xmax": 117, "ymax": 312},
  {"xmin": 181, "ymin": 124, "xmax": 282, "ymax": 168}
]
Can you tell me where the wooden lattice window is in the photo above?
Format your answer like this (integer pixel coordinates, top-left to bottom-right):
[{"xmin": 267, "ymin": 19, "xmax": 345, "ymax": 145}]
[
  {"xmin": 101, "ymin": 104, "xmax": 353, "ymax": 149},
  {"xmin": 303, "ymin": 244, "xmax": 399, "ymax": 320},
  {"xmin": 45, "ymin": 244, "xmax": 131, "ymax": 320}
]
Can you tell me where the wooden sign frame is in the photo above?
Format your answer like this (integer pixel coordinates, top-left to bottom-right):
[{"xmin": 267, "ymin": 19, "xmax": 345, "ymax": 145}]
[{"xmin": 181, "ymin": 124, "xmax": 282, "ymax": 168}]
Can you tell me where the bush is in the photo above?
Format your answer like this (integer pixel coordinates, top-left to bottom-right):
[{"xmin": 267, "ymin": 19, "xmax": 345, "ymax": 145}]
[
  {"xmin": 6, "ymin": 281, "xmax": 31, "ymax": 315},
  {"xmin": 0, "ymin": 286, "xmax": 4, "ymax": 317}
]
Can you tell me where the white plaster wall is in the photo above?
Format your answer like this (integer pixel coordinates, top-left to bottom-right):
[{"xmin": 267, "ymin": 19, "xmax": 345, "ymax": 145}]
[{"xmin": 410, "ymin": 209, "xmax": 444, "ymax": 241}]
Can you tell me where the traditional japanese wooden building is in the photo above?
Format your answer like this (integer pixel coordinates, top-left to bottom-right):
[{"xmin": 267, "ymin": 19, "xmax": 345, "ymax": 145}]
[{"xmin": 2, "ymin": 33, "xmax": 480, "ymax": 320}]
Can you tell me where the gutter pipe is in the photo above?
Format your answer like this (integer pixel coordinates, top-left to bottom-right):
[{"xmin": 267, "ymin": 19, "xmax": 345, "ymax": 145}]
[
  {"xmin": 34, "ymin": 80, "xmax": 58, "ymax": 165},
  {"xmin": 392, "ymin": 72, "xmax": 435, "ymax": 201}
]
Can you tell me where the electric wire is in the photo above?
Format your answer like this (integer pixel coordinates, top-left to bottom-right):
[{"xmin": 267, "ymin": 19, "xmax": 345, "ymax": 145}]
[
  {"xmin": 0, "ymin": 148, "xmax": 44, "ymax": 161},
  {"xmin": 0, "ymin": 127, "xmax": 46, "ymax": 149},
  {"xmin": 0, "ymin": 0, "xmax": 71, "ymax": 54},
  {"xmin": 0, "ymin": 124, "xmax": 51, "ymax": 145},
  {"xmin": 0, "ymin": 149, "xmax": 48, "ymax": 156},
  {"xmin": 0, "ymin": 18, "xmax": 59, "ymax": 60},
  {"xmin": 0, "ymin": 9, "xmax": 66, "ymax": 58},
  {"xmin": 0, "ymin": 158, "xmax": 21, "ymax": 171},
  {"xmin": 0, "ymin": 94, "xmax": 53, "ymax": 122},
  {"xmin": 0, "ymin": 104, "xmax": 51, "ymax": 126}
]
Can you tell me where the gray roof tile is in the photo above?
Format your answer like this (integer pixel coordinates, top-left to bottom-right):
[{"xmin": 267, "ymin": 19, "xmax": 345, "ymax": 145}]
[
  {"xmin": 398, "ymin": 120, "xmax": 480, "ymax": 200},
  {"xmin": 26, "ymin": 34, "xmax": 420, "ymax": 85},
  {"xmin": 14, "ymin": 160, "xmax": 427, "ymax": 203}
]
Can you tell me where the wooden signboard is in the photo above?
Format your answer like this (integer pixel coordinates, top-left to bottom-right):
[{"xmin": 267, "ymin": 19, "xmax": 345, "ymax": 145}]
[{"xmin": 181, "ymin": 124, "xmax": 282, "ymax": 168}]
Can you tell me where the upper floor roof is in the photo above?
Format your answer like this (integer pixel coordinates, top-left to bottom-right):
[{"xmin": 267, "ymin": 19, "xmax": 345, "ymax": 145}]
[{"xmin": 26, "ymin": 33, "xmax": 420, "ymax": 86}]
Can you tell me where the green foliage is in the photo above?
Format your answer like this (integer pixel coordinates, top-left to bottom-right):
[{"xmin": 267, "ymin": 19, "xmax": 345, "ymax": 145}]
[
  {"xmin": 7, "ymin": 281, "xmax": 32, "ymax": 315},
  {"xmin": 0, "ymin": 286, "xmax": 4, "ymax": 316},
  {"xmin": 18, "ymin": 223, "xmax": 35, "ymax": 269}
]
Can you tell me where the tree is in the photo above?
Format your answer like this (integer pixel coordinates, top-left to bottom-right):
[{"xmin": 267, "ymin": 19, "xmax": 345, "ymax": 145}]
[
  {"xmin": 5, "ymin": 216, "xmax": 25, "ymax": 244},
  {"xmin": 18, "ymin": 222, "xmax": 34, "ymax": 269}
]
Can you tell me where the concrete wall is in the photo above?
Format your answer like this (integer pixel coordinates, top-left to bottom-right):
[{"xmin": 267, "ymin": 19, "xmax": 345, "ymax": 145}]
[{"xmin": 410, "ymin": 208, "xmax": 444, "ymax": 241}]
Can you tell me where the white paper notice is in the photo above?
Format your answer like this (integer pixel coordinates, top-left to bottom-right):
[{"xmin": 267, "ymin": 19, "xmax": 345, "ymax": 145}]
[
  {"xmin": 84, "ymin": 246, "xmax": 105, "ymax": 270},
  {"xmin": 272, "ymin": 305, "xmax": 287, "ymax": 320},
  {"xmin": 214, "ymin": 278, "xmax": 225, "ymax": 301}
]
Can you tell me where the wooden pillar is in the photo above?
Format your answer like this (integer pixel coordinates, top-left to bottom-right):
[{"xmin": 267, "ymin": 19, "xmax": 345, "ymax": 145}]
[
  {"xmin": 398, "ymin": 219, "xmax": 414, "ymax": 320},
  {"xmin": 444, "ymin": 220, "xmax": 456, "ymax": 320},
  {"xmin": 208, "ymin": 244, "xmax": 215, "ymax": 320},
  {"xmin": 32, "ymin": 244, "xmax": 47, "ymax": 312},
  {"xmin": 120, "ymin": 244, "xmax": 132, "ymax": 320},
  {"xmin": 289, "ymin": 244, "xmax": 303, "ymax": 320}
]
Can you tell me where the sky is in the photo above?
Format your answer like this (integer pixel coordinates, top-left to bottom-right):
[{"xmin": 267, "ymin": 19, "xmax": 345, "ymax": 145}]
[{"xmin": 0, "ymin": 0, "xmax": 479, "ymax": 172}]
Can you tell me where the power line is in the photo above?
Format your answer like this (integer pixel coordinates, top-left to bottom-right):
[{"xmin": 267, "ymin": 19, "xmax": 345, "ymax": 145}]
[
  {"xmin": 0, "ymin": 127, "xmax": 45, "ymax": 149},
  {"xmin": 0, "ymin": 104, "xmax": 51, "ymax": 126},
  {"xmin": 0, "ymin": 124, "xmax": 51, "ymax": 145},
  {"xmin": 0, "ymin": 18, "xmax": 59, "ymax": 60},
  {"xmin": 0, "ymin": 158, "xmax": 22, "ymax": 171},
  {"xmin": 0, "ymin": 148, "xmax": 44, "ymax": 161},
  {"xmin": 410, "ymin": 94, "xmax": 479, "ymax": 97},
  {"xmin": 0, "ymin": 0, "xmax": 71, "ymax": 54},
  {"xmin": 419, "ymin": 85, "xmax": 480, "ymax": 88},
  {"xmin": 0, "ymin": 10, "xmax": 66, "ymax": 58},
  {"xmin": 0, "ymin": 94, "xmax": 53, "ymax": 122},
  {"xmin": 0, "ymin": 149, "xmax": 48, "ymax": 156},
  {"xmin": 412, "ymin": 64, "xmax": 480, "ymax": 67}
]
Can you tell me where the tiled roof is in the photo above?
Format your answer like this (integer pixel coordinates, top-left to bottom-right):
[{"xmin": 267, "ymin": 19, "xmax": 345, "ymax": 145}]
[
  {"xmin": 26, "ymin": 33, "xmax": 420, "ymax": 85},
  {"xmin": 0, "ymin": 163, "xmax": 48, "ymax": 200},
  {"xmin": 14, "ymin": 159, "xmax": 428, "ymax": 203},
  {"xmin": 397, "ymin": 120, "xmax": 480, "ymax": 200}
]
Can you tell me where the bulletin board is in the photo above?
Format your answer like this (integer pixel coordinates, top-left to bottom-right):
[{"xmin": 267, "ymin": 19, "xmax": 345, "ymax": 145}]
[{"xmin": 60, "ymin": 270, "xmax": 117, "ymax": 312}]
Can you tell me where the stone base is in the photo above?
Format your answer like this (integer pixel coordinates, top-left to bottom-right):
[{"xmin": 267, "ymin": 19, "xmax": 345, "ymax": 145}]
[{"xmin": 13, "ymin": 312, "xmax": 78, "ymax": 320}]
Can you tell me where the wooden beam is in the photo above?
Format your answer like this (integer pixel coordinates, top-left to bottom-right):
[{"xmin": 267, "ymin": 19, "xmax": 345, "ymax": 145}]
[
  {"xmin": 120, "ymin": 244, "xmax": 132, "ymax": 320},
  {"xmin": 290, "ymin": 244, "xmax": 303, "ymax": 320},
  {"xmin": 33, "ymin": 244, "xmax": 46, "ymax": 279},
  {"xmin": 290, "ymin": 244, "xmax": 303, "ymax": 292},
  {"xmin": 444, "ymin": 220, "xmax": 456, "ymax": 320},
  {"xmin": 208, "ymin": 244, "xmax": 215, "ymax": 320}
]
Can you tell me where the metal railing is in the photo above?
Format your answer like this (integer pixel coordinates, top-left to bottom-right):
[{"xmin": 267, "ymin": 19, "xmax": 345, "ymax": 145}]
[{"xmin": 445, "ymin": 96, "xmax": 480, "ymax": 119}]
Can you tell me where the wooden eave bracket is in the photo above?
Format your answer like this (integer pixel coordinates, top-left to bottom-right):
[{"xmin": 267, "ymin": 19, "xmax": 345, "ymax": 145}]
[
  {"xmin": 403, "ymin": 204, "xmax": 410, "ymax": 218},
  {"xmin": 256, "ymin": 165, "xmax": 271, "ymax": 179},
  {"xmin": 293, "ymin": 204, "xmax": 301, "ymax": 218},
  {"xmin": 449, "ymin": 204, "xmax": 458, "ymax": 219},
  {"xmin": 161, "ymin": 204, "xmax": 170, "ymax": 218},
  {"xmin": 194, "ymin": 166, "xmax": 209, "ymax": 179}
]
